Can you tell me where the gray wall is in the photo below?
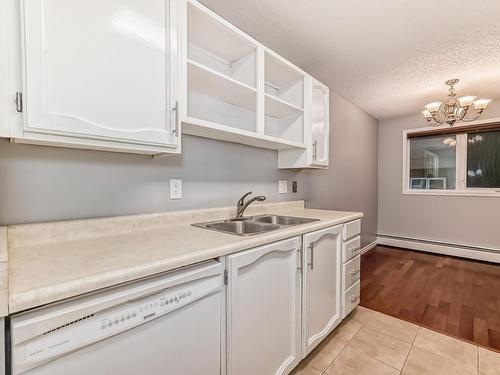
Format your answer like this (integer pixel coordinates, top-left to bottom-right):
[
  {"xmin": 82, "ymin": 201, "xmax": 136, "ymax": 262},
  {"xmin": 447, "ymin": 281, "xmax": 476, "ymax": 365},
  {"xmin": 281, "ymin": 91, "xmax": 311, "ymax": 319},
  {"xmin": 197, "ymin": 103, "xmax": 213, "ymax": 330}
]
[
  {"xmin": 0, "ymin": 135, "xmax": 304, "ymax": 225},
  {"xmin": 0, "ymin": 93, "xmax": 379, "ymax": 239},
  {"xmin": 302, "ymin": 93, "xmax": 379, "ymax": 246},
  {"xmin": 378, "ymin": 100, "xmax": 500, "ymax": 250}
]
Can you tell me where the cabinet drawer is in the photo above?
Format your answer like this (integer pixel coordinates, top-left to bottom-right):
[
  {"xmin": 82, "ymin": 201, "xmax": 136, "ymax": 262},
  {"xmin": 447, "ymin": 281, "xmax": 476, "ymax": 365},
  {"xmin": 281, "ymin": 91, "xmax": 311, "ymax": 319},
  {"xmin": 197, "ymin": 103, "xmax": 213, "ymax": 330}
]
[
  {"xmin": 343, "ymin": 255, "xmax": 360, "ymax": 290},
  {"xmin": 343, "ymin": 236, "xmax": 361, "ymax": 263},
  {"xmin": 343, "ymin": 219, "xmax": 361, "ymax": 240},
  {"xmin": 343, "ymin": 280, "xmax": 360, "ymax": 318}
]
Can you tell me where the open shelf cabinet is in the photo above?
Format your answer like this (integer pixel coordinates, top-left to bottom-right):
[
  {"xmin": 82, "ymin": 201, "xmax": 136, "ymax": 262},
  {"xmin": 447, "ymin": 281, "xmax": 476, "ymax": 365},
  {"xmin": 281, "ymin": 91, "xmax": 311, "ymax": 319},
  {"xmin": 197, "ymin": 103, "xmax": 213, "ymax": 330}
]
[
  {"xmin": 182, "ymin": 0, "xmax": 327, "ymax": 163},
  {"xmin": 264, "ymin": 51, "xmax": 305, "ymax": 145},
  {"xmin": 184, "ymin": 0, "xmax": 258, "ymax": 133}
]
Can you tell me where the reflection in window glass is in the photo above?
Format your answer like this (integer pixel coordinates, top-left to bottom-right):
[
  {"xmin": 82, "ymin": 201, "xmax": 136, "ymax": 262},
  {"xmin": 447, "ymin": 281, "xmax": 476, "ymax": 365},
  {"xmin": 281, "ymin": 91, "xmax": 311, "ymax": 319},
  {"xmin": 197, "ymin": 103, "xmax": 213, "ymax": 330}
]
[
  {"xmin": 409, "ymin": 135, "xmax": 456, "ymax": 190},
  {"xmin": 467, "ymin": 130, "xmax": 500, "ymax": 188}
]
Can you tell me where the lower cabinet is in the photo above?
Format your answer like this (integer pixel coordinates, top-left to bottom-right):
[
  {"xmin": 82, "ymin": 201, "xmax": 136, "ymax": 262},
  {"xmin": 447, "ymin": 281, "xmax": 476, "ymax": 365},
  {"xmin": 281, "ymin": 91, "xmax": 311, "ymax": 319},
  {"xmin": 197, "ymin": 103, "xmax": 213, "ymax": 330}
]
[
  {"xmin": 225, "ymin": 223, "xmax": 356, "ymax": 374},
  {"xmin": 226, "ymin": 237, "xmax": 302, "ymax": 375},
  {"xmin": 302, "ymin": 225, "xmax": 343, "ymax": 356}
]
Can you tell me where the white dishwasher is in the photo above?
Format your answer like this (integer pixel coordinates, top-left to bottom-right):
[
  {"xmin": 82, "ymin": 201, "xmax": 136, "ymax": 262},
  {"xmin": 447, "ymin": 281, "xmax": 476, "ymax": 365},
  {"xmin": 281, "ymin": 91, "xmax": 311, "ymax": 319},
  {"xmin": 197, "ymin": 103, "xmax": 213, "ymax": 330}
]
[{"xmin": 10, "ymin": 260, "xmax": 223, "ymax": 375}]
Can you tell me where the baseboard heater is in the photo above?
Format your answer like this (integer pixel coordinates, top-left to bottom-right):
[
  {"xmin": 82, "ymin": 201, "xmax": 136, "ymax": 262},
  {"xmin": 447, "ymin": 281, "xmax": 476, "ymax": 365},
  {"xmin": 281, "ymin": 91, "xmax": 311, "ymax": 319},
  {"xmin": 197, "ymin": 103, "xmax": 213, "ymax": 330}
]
[{"xmin": 377, "ymin": 233, "xmax": 500, "ymax": 263}]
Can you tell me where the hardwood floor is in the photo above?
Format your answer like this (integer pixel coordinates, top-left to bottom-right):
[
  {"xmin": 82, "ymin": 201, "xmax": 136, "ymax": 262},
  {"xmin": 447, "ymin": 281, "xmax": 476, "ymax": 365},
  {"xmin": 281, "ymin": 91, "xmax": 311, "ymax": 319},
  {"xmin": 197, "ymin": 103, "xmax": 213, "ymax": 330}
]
[{"xmin": 360, "ymin": 245, "xmax": 500, "ymax": 352}]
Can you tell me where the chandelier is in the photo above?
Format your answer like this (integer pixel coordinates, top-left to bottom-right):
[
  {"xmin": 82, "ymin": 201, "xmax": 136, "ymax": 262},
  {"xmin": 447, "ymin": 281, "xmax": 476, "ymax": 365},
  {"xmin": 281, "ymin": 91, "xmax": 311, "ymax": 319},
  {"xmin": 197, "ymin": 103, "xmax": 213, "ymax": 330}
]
[{"xmin": 422, "ymin": 79, "xmax": 491, "ymax": 126}]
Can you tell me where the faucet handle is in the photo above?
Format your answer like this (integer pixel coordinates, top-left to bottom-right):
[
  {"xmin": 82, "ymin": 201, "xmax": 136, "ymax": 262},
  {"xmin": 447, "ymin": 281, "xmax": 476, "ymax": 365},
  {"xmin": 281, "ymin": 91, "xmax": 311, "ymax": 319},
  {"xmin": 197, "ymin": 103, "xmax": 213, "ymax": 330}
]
[{"xmin": 237, "ymin": 191, "xmax": 252, "ymax": 207}]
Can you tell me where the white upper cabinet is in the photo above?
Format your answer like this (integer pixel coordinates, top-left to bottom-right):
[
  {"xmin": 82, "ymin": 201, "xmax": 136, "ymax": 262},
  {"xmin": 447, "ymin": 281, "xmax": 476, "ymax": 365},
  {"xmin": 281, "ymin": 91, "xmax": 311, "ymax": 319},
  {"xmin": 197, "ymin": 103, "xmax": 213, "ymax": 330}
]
[
  {"xmin": 182, "ymin": 0, "xmax": 259, "ymax": 144},
  {"xmin": 3, "ymin": 0, "xmax": 328, "ymax": 161},
  {"xmin": 278, "ymin": 77, "xmax": 330, "ymax": 169},
  {"xmin": 264, "ymin": 51, "xmax": 306, "ymax": 147},
  {"xmin": 182, "ymin": 0, "xmax": 329, "ymax": 167},
  {"xmin": 13, "ymin": 0, "xmax": 181, "ymax": 154},
  {"xmin": 0, "ymin": 0, "xmax": 10, "ymax": 137},
  {"xmin": 226, "ymin": 237, "xmax": 302, "ymax": 375},
  {"xmin": 302, "ymin": 225, "xmax": 342, "ymax": 356},
  {"xmin": 310, "ymin": 79, "xmax": 330, "ymax": 167}
]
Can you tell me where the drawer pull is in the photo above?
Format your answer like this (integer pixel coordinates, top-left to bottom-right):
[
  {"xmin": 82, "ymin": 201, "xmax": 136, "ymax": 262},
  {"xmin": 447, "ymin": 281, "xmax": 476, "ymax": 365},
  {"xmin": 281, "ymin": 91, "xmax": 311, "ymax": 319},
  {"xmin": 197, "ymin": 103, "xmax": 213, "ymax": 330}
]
[
  {"xmin": 352, "ymin": 247, "xmax": 360, "ymax": 254},
  {"xmin": 350, "ymin": 295, "xmax": 360, "ymax": 303},
  {"xmin": 350, "ymin": 269, "xmax": 360, "ymax": 276}
]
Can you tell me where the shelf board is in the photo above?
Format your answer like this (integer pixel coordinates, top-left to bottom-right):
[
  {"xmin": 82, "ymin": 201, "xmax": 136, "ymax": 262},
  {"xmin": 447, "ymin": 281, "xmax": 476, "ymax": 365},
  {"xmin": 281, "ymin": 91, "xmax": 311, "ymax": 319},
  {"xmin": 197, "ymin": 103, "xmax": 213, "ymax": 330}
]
[
  {"xmin": 260, "ymin": 134, "xmax": 306, "ymax": 149},
  {"xmin": 183, "ymin": 117, "xmax": 306, "ymax": 150},
  {"xmin": 188, "ymin": 59, "xmax": 257, "ymax": 111},
  {"xmin": 188, "ymin": 1, "xmax": 257, "ymax": 63},
  {"xmin": 265, "ymin": 93, "xmax": 304, "ymax": 118}
]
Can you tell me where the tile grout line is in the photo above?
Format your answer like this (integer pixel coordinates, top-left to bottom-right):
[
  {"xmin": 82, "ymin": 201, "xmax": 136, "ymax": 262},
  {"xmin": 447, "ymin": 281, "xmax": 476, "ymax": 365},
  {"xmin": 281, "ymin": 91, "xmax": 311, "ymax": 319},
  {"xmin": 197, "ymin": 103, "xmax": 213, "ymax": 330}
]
[
  {"xmin": 401, "ymin": 326, "xmax": 420, "ymax": 373},
  {"xmin": 360, "ymin": 311, "xmax": 420, "ymax": 372},
  {"xmin": 338, "ymin": 310, "xmax": 412, "ymax": 373},
  {"xmin": 476, "ymin": 344, "xmax": 479, "ymax": 374},
  {"xmin": 323, "ymin": 310, "xmax": 375, "ymax": 374},
  {"xmin": 364, "ymin": 311, "xmax": 420, "ymax": 345}
]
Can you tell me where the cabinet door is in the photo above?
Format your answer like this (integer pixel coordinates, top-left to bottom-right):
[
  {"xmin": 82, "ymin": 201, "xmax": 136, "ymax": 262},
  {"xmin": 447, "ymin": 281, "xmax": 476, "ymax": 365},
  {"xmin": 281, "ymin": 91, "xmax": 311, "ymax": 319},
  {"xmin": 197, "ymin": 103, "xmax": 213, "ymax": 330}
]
[
  {"xmin": 303, "ymin": 225, "xmax": 342, "ymax": 356},
  {"xmin": 21, "ymin": 0, "xmax": 179, "ymax": 148},
  {"xmin": 0, "ymin": 0, "xmax": 9, "ymax": 137},
  {"xmin": 227, "ymin": 237, "xmax": 302, "ymax": 375},
  {"xmin": 310, "ymin": 79, "xmax": 329, "ymax": 167}
]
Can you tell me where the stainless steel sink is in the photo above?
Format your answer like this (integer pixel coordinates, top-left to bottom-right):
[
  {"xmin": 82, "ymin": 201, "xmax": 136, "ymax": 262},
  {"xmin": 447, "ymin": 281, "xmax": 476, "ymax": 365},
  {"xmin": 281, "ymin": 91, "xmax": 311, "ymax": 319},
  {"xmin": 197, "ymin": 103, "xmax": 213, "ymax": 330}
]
[
  {"xmin": 205, "ymin": 220, "xmax": 280, "ymax": 235},
  {"xmin": 192, "ymin": 214, "xmax": 320, "ymax": 236},
  {"xmin": 252, "ymin": 214, "xmax": 319, "ymax": 226}
]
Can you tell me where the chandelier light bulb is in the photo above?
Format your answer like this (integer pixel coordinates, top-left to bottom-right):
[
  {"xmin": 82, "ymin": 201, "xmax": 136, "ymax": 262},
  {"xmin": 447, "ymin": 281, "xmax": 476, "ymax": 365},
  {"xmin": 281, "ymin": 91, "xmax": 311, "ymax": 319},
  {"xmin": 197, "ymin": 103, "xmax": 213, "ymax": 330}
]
[
  {"xmin": 457, "ymin": 96, "xmax": 477, "ymax": 107},
  {"xmin": 473, "ymin": 98, "xmax": 491, "ymax": 110},
  {"xmin": 425, "ymin": 102, "xmax": 442, "ymax": 114},
  {"xmin": 422, "ymin": 110, "xmax": 433, "ymax": 118}
]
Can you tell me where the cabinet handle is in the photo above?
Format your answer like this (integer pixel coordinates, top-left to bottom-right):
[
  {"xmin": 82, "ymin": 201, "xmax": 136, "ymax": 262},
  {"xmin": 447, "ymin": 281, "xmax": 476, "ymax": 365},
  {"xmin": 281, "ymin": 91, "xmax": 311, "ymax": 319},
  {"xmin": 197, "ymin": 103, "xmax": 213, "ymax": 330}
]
[
  {"xmin": 350, "ymin": 295, "xmax": 360, "ymax": 303},
  {"xmin": 307, "ymin": 244, "xmax": 314, "ymax": 270},
  {"xmin": 297, "ymin": 248, "xmax": 302, "ymax": 271},
  {"xmin": 350, "ymin": 269, "xmax": 360, "ymax": 276},
  {"xmin": 312, "ymin": 140, "xmax": 318, "ymax": 160},
  {"xmin": 15, "ymin": 92, "xmax": 23, "ymax": 113},
  {"xmin": 172, "ymin": 101, "xmax": 179, "ymax": 135}
]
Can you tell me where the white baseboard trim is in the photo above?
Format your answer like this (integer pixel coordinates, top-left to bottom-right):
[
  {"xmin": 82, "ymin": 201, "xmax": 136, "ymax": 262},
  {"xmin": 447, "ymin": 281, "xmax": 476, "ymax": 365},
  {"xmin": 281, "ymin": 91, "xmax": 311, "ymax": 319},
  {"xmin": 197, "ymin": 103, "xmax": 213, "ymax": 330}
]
[
  {"xmin": 360, "ymin": 240, "xmax": 377, "ymax": 255},
  {"xmin": 377, "ymin": 234, "xmax": 500, "ymax": 263}
]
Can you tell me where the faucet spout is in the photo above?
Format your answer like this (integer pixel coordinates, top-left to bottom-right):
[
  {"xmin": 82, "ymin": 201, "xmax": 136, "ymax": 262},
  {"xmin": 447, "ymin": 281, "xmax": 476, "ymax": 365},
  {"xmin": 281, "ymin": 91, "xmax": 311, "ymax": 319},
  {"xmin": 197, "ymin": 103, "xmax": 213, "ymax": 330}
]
[{"xmin": 233, "ymin": 193, "xmax": 267, "ymax": 220}]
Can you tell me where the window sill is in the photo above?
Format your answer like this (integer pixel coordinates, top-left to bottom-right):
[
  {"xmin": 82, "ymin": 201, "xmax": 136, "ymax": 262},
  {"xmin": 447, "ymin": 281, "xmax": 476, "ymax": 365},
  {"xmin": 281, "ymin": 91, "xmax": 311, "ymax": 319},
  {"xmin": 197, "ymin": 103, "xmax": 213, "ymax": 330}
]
[{"xmin": 402, "ymin": 189, "xmax": 500, "ymax": 198}]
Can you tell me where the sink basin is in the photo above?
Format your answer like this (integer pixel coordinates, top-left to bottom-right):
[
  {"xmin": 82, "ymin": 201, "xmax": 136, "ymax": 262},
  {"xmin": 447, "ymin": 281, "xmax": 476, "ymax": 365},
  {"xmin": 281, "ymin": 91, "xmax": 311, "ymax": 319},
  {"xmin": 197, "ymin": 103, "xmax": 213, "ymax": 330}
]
[
  {"xmin": 192, "ymin": 214, "xmax": 320, "ymax": 236},
  {"xmin": 252, "ymin": 215, "xmax": 319, "ymax": 226},
  {"xmin": 200, "ymin": 220, "xmax": 280, "ymax": 236}
]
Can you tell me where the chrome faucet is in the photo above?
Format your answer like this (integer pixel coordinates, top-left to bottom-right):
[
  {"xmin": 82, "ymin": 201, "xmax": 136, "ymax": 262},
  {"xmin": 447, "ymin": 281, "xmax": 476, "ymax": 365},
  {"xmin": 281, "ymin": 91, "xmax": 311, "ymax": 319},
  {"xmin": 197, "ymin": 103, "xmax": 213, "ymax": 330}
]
[{"xmin": 234, "ymin": 192, "xmax": 267, "ymax": 220}]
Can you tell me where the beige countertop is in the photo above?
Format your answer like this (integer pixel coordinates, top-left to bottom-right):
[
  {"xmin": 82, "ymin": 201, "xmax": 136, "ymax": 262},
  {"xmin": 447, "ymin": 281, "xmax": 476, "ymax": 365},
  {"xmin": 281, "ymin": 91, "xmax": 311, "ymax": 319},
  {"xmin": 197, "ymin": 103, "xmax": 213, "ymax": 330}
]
[{"xmin": 7, "ymin": 201, "xmax": 362, "ymax": 313}]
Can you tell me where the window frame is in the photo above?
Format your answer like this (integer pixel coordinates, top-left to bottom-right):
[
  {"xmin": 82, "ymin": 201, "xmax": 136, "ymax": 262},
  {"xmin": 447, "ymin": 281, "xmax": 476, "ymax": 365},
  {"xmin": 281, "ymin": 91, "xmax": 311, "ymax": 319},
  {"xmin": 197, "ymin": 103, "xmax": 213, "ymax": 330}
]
[{"xmin": 402, "ymin": 117, "xmax": 500, "ymax": 197}]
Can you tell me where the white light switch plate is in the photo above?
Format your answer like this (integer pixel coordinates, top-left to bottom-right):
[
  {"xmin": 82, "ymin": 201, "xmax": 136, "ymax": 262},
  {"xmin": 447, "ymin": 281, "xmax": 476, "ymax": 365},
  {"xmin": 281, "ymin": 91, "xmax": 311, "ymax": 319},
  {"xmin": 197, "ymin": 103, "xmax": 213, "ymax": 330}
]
[
  {"xmin": 170, "ymin": 179, "xmax": 182, "ymax": 199},
  {"xmin": 279, "ymin": 180, "xmax": 288, "ymax": 194}
]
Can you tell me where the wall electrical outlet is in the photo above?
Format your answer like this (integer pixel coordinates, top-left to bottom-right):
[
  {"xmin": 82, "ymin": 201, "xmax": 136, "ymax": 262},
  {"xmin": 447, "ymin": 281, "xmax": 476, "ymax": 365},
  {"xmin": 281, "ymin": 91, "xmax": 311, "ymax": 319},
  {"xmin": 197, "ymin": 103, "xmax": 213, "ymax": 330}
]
[
  {"xmin": 279, "ymin": 180, "xmax": 288, "ymax": 194},
  {"xmin": 170, "ymin": 179, "xmax": 182, "ymax": 199}
]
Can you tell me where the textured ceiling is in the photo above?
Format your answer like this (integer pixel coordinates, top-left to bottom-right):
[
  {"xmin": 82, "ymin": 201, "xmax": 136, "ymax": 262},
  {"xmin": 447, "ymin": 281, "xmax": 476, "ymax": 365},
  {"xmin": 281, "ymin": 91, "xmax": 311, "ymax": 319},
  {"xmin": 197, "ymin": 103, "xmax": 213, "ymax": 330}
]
[{"xmin": 199, "ymin": 0, "xmax": 500, "ymax": 120}]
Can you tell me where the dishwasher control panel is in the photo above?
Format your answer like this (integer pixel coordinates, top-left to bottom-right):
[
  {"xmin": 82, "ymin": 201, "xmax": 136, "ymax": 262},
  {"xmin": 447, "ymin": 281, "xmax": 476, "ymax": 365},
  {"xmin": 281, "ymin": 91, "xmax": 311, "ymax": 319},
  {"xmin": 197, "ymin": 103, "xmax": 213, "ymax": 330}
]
[
  {"xmin": 100, "ymin": 289, "xmax": 193, "ymax": 330},
  {"xmin": 22, "ymin": 275, "xmax": 220, "ymax": 364}
]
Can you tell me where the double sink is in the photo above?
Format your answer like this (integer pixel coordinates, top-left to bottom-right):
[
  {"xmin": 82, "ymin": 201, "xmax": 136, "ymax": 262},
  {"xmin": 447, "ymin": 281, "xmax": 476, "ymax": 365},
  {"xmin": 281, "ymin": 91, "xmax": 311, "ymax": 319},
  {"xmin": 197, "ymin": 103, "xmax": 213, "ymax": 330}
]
[{"xmin": 193, "ymin": 214, "xmax": 320, "ymax": 236}]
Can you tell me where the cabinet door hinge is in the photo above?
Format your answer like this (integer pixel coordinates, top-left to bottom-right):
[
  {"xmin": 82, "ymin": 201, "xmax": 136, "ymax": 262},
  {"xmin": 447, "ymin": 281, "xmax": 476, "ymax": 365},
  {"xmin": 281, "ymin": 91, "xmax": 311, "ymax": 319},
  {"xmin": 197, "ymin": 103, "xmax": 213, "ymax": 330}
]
[
  {"xmin": 15, "ymin": 92, "xmax": 23, "ymax": 113},
  {"xmin": 223, "ymin": 269, "xmax": 228, "ymax": 285}
]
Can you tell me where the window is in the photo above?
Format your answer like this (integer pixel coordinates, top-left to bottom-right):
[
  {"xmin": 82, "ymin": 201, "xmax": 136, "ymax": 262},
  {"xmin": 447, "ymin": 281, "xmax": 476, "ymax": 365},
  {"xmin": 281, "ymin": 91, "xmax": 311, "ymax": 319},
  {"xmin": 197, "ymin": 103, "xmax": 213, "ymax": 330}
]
[
  {"xmin": 409, "ymin": 135, "xmax": 456, "ymax": 190},
  {"xmin": 467, "ymin": 130, "xmax": 500, "ymax": 188},
  {"xmin": 404, "ymin": 123, "xmax": 500, "ymax": 196}
]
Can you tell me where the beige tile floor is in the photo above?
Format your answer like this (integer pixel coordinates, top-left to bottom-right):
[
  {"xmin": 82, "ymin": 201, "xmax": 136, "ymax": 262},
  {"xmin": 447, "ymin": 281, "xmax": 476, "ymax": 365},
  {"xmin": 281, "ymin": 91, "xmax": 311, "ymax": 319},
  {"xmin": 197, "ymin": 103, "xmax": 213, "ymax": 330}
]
[{"xmin": 291, "ymin": 306, "xmax": 500, "ymax": 375}]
